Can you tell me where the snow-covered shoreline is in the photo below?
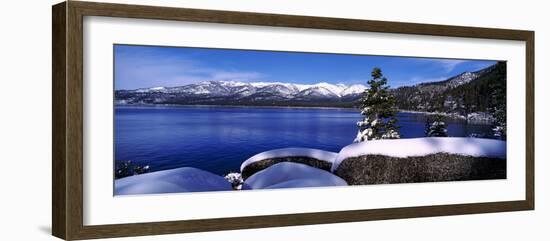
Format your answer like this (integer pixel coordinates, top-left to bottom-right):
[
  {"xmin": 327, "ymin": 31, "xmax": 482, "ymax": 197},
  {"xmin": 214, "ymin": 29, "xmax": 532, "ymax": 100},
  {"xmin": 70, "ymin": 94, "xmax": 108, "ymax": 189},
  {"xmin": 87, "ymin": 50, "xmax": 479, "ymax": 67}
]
[
  {"xmin": 114, "ymin": 137, "xmax": 506, "ymax": 195},
  {"xmin": 399, "ymin": 109, "xmax": 495, "ymax": 123},
  {"xmin": 116, "ymin": 104, "xmax": 494, "ymax": 123},
  {"xmin": 399, "ymin": 109, "xmax": 467, "ymax": 119}
]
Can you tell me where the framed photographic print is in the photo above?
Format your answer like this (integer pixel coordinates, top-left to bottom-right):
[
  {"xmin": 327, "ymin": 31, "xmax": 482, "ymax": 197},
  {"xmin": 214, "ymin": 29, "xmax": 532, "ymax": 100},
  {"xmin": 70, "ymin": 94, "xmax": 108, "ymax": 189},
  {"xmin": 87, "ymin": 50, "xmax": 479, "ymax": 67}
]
[{"xmin": 52, "ymin": 1, "xmax": 534, "ymax": 240}]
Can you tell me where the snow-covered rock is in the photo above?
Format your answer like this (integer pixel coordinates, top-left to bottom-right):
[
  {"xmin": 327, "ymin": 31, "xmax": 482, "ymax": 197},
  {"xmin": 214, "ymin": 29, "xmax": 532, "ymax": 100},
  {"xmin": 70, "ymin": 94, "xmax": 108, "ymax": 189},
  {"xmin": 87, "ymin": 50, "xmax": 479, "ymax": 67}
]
[
  {"xmin": 332, "ymin": 137, "xmax": 506, "ymax": 172},
  {"xmin": 240, "ymin": 148, "xmax": 338, "ymax": 172},
  {"xmin": 244, "ymin": 162, "xmax": 347, "ymax": 189},
  {"xmin": 114, "ymin": 167, "xmax": 232, "ymax": 195}
]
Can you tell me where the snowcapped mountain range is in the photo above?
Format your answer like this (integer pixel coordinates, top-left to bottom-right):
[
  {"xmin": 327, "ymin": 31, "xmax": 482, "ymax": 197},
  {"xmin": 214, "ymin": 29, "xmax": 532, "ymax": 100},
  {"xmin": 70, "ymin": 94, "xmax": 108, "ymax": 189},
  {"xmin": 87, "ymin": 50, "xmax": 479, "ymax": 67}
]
[
  {"xmin": 131, "ymin": 81, "xmax": 366, "ymax": 98},
  {"xmin": 115, "ymin": 63, "xmax": 499, "ymax": 108},
  {"xmin": 116, "ymin": 81, "xmax": 368, "ymax": 107}
]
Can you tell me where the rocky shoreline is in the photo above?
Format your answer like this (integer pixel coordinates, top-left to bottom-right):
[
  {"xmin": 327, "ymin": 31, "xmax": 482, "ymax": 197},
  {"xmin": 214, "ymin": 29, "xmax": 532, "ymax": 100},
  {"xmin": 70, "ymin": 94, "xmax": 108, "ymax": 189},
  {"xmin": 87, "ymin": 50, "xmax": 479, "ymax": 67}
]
[
  {"xmin": 114, "ymin": 137, "xmax": 507, "ymax": 195},
  {"xmin": 334, "ymin": 153, "xmax": 506, "ymax": 185},
  {"xmin": 399, "ymin": 109, "xmax": 495, "ymax": 123}
]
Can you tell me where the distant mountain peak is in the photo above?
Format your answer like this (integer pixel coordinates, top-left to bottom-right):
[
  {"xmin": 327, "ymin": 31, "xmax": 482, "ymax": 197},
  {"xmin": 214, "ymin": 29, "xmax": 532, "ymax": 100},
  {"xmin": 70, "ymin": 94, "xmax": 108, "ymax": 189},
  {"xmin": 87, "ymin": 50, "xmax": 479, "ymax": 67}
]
[
  {"xmin": 391, "ymin": 62, "xmax": 505, "ymax": 113},
  {"xmin": 417, "ymin": 63, "xmax": 498, "ymax": 89},
  {"xmin": 445, "ymin": 71, "xmax": 479, "ymax": 88},
  {"xmin": 116, "ymin": 80, "xmax": 368, "ymax": 107}
]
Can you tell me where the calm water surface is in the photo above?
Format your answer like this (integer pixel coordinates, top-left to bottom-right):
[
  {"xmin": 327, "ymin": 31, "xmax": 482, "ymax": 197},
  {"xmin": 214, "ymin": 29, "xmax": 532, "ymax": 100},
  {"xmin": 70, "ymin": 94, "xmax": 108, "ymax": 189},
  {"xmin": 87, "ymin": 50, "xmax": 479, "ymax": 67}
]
[{"xmin": 115, "ymin": 106, "xmax": 493, "ymax": 175}]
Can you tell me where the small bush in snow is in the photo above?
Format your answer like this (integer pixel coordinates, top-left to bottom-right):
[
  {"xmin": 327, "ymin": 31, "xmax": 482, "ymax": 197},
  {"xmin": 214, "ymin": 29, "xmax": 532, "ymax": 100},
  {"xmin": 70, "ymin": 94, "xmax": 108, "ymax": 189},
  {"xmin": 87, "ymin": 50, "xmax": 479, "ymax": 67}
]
[
  {"xmin": 224, "ymin": 172, "xmax": 244, "ymax": 190},
  {"xmin": 492, "ymin": 126, "xmax": 505, "ymax": 138},
  {"xmin": 115, "ymin": 160, "xmax": 150, "ymax": 179}
]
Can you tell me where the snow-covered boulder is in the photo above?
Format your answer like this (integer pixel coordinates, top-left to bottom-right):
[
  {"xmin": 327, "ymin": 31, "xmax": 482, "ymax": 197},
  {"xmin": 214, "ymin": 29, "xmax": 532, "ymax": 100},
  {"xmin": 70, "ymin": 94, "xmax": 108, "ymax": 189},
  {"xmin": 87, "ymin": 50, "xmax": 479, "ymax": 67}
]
[
  {"xmin": 244, "ymin": 162, "xmax": 347, "ymax": 189},
  {"xmin": 240, "ymin": 148, "xmax": 338, "ymax": 179},
  {"xmin": 115, "ymin": 167, "xmax": 232, "ymax": 195},
  {"xmin": 333, "ymin": 137, "xmax": 506, "ymax": 172},
  {"xmin": 332, "ymin": 137, "xmax": 506, "ymax": 185}
]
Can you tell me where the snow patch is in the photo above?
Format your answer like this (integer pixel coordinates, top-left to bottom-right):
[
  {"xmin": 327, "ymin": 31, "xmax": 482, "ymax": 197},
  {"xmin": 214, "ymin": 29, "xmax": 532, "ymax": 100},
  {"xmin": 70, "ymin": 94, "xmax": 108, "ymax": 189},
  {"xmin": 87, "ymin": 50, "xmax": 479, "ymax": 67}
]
[
  {"xmin": 332, "ymin": 137, "xmax": 506, "ymax": 172},
  {"xmin": 114, "ymin": 167, "xmax": 232, "ymax": 195},
  {"xmin": 342, "ymin": 84, "xmax": 366, "ymax": 96},
  {"xmin": 244, "ymin": 162, "xmax": 347, "ymax": 189},
  {"xmin": 240, "ymin": 148, "xmax": 338, "ymax": 172},
  {"xmin": 312, "ymin": 82, "xmax": 345, "ymax": 97}
]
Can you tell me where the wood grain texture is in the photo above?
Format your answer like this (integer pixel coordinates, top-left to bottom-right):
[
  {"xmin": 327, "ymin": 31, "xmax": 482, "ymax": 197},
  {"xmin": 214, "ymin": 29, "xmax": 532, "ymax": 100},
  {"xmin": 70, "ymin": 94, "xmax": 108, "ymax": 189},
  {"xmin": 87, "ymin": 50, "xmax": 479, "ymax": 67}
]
[
  {"xmin": 71, "ymin": 1, "xmax": 533, "ymax": 40},
  {"xmin": 51, "ymin": 1, "xmax": 535, "ymax": 240},
  {"xmin": 66, "ymin": 2, "xmax": 85, "ymax": 240},
  {"xmin": 73, "ymin": 201, "xmax": 530, "ymax": 240},
  {"xmin": 52, "ymin": 2, "xmax": 67, "ymax": 239},
  {"xmin": 525, "ymin": 32, "xmax": 535, "ymax": 209}
]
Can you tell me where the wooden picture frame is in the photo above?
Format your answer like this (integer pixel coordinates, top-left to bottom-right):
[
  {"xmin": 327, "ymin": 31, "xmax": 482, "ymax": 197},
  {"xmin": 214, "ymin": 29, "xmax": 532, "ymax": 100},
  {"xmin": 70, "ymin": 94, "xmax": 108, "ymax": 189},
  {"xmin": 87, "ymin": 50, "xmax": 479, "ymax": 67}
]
[{"xmin": 52, "ymin": 1, "xmax": 534, "ymax": 240}]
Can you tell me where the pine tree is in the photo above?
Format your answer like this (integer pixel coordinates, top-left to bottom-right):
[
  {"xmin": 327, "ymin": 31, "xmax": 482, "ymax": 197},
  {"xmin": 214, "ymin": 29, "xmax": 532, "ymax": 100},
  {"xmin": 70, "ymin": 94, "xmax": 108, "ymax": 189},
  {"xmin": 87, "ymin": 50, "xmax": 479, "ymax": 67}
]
[
  {"xmin": 425, "ymin": 114, "xmax": 448, "ymax": 137},
  {"xmin": 424, "ymin": 118, "xmax": 432, "ymax": 137},
  {"xmin": 488, "ymin": 61, "xmax": 507, "ymax": 139},
  {"xmin": 354, "ymin": 67, "xmax": 400, "ymax": 142}
]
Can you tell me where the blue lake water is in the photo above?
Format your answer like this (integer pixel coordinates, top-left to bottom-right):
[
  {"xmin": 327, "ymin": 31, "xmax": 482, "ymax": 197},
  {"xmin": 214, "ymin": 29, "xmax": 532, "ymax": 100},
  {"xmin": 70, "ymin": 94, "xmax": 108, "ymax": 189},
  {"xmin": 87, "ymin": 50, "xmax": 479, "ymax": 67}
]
[{"xmin": 115, "ymin": 106, "xmax": 494, "ymax": 175}]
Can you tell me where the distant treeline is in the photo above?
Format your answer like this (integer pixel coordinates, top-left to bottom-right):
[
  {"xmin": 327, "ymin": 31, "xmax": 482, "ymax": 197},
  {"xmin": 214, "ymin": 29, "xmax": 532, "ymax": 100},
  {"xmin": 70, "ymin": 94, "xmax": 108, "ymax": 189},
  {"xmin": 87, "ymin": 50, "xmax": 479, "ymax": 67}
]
[{"xmin": 392, "ymin": 62, "xmax": 506, "ymax": 115}]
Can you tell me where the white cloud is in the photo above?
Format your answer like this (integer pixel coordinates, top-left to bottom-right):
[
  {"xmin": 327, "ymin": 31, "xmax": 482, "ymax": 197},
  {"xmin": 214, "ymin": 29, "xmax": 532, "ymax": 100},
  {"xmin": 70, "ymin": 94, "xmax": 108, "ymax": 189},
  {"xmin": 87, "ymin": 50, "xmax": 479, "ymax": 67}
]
[
  {"xmin": 393, "ymin": 76, "xmax": 451, "ymax": 87},
  {"xmin": 412, "ymin": 58, "xmax": 467, "ymax": 73},
  {"xmin": 155, "ymin": 71, "xmax": 265, "ymax": 87},
  {"xmin": 116, "ymin": 53, "xmax": 267, "ymax": 89},
  {"xmin": 210, "ymin": 71, "xmax": 264, "ymax": 81},
  {"xmin": 436, "ymin": 59, "xmax": 468, "ymax": 72}
]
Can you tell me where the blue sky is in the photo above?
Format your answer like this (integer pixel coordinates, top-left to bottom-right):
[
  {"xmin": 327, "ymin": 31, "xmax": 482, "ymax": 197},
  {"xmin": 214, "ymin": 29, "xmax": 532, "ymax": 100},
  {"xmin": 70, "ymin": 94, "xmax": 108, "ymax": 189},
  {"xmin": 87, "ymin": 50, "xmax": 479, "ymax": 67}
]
[{"xmin": 114, "ymin": 44, "xmax": 497, "ymax": 90}]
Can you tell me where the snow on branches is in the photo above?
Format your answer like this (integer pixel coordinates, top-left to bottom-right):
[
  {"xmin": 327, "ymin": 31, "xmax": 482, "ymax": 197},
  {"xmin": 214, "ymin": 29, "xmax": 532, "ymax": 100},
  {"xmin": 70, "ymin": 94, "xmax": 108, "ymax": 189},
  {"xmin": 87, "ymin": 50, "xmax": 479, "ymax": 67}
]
[
  {"xmin": 354, "ymin": 68, "xmax": 400, "ymax": 142},
  {"xmin": 425, "ymin": 114, "xmax": 448, "ymax": 137}
]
